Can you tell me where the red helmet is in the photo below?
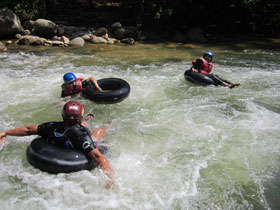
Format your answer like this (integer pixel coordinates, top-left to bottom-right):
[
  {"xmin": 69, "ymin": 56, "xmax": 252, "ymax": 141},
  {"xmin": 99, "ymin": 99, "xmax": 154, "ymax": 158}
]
[{"xmin": 62, "ymin": 101, "xmax": 84, "ymax": 125}]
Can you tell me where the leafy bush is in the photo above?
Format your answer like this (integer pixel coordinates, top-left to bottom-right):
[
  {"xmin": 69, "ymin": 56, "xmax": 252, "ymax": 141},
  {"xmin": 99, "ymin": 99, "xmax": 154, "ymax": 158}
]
[{"xmin": 0, "ymin": 0, "xmax": 43, "ymax": 21}]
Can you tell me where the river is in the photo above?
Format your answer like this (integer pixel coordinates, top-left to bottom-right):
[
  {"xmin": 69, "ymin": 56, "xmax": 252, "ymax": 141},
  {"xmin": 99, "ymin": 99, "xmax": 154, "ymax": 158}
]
[{"xmin": 0, "ymin": 40, "xmax": 280, "ymax": 210}]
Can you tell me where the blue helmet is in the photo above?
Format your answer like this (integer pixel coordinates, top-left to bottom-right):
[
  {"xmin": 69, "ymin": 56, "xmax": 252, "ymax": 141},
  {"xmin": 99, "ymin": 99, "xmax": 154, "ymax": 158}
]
[
  {"xmin": 63, "ymin": 72, "xmax": 77, "ymax": 83},
  {"xmin": 203, "ymin": 51, "xmax": 214, "ymax": 61}
]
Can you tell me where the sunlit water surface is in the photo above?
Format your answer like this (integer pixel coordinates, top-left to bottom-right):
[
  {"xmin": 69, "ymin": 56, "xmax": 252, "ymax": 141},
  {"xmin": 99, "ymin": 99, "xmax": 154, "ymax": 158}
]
[{"xmin": 0, "ymin": 41, "xmax": 280, "ymax": 210}]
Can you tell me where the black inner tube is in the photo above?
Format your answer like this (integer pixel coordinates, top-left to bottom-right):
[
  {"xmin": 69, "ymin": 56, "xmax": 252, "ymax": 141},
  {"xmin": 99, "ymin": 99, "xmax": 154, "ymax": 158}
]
[
  {"xmin": 82, "ymin": 78, "xmax": 130, "ymax": 104},
  {"xmin": 26, "ymin": 138, "xmax": 96, "ymax": 174},
  {"xmin": 184, "ymin": 70, "xmax": 215, "ymax": 85}
]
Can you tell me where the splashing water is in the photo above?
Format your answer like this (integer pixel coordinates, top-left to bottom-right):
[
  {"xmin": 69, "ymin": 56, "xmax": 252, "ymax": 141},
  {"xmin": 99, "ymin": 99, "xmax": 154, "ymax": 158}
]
[{"xmin": 0, "ymin": 42, "xmax": 280, "ymax": 210}]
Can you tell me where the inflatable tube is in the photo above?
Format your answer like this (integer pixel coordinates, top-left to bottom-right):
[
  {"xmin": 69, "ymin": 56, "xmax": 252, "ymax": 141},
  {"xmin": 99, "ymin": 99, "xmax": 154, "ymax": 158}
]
[
  {"xmin": 184, "ymin": 70, "xmax": 216, "ymax": 85},
  {"xmin": 82, "ymin": 78, "xmax": 130, "ymax": 104},
  {"xmin": 26, "ymin": 138, "xmax": 108, "ymax": 174}
]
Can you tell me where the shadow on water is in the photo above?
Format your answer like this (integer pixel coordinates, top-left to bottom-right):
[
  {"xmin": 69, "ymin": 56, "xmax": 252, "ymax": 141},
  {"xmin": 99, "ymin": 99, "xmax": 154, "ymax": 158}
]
[
  {"xmin": 254, "ymin": 99, "xmax": 280, "ymax": 114},
  {"xmin": 264, "ymin": 169, "xmax": 280, "ymax": 210}
]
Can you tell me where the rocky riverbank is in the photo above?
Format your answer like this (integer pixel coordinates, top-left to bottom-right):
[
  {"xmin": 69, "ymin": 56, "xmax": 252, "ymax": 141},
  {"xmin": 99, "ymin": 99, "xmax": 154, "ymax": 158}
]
[
  {"xmin": 0, "ymin": 7, "xmax": 209, "ymax": 52},
  {"xmin": 1, "ymin": 7, "xmax": 279, "ymax": 53}
]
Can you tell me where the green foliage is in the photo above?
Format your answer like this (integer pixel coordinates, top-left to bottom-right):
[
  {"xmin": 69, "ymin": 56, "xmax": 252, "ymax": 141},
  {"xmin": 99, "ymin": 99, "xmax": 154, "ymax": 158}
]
[
  {"xmin": 0, "ymin": 0, "xmax": 278, "ymax": 37},
  {"xmin": 0, "ymin": 0, "xmax": 43, "ymax": 21}
]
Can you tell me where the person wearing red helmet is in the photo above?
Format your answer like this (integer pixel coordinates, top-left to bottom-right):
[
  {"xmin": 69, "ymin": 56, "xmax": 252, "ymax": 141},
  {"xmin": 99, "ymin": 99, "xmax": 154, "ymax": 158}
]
[
  {"xmin": 0, "ymin": 101, "xmax": 114, "ymax": 187},
  {"xmin": 191, "ymin": 51, "xmax": 240, "ymax": 88},
  {"xmin": 61, "ymin": 72, "xmax": 103, "ymax": 98}
]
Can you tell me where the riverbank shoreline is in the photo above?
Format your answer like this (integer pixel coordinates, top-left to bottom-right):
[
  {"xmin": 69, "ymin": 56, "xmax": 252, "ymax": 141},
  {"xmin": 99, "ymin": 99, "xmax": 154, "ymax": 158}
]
[
  {"xmin": 1, "ymin": 8, "xmax": 279, "ymax": 52},
  {"xmin": 1, "ymin": 34, "xmax": 280, "ymax": 54}
]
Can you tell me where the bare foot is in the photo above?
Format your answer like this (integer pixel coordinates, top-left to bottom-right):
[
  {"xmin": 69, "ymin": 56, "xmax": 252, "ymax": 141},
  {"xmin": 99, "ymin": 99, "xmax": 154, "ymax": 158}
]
[{"xmin": 229, "ymin": 83, "xmax": 240, "ymax": 89}]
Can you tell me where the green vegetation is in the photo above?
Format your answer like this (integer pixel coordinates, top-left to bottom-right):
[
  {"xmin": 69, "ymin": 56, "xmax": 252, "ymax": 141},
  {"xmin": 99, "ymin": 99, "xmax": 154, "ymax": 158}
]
[
  {"xmin": 0, "ymin": 0, "xmax": 279, "ymax": 37},
  {"xmin": 0, "ymin": 0, "xmax": 44, "ymax": 20}
]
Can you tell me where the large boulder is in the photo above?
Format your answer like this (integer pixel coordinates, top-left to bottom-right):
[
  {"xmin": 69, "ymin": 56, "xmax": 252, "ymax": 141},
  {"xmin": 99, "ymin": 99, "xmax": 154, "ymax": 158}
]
[
  {"xmin": 32, "ymin": 19, "xmax": 57, "ymax": 38},
  {"xmin": 111, "ymin": 22, "xmax": 122, "ymax": 33},
  {"xmin": 121, "ymin": 38, "xmax": 135, "ymax": 45},
  {"xmin": 92, "ymin": 27, "xmax": 108, "ymax": 37},
  {"xmin": 89, "ymin": 35, "xmax": 108, "ymax": 44},
  {"xmin": 69, "ymin": 37, "xmax": 85, "ymax": 47},
  {"xmin": 64, "ymin": 26, "xmax": 78, "ymax": 37},
  {"xmin": 0, "ymin": 8, "xmax": 23, "ymax": 38},
  {"xmin": 114, "ymin": 26, "xmax": 139, "ymax": 40},
  {"xmin": 17, "ymin": 35, "xmax": 48, "ymax": 46},
  {"xmin": 22, "ymin": 20, "xmax": 35, "ymax": 31}
]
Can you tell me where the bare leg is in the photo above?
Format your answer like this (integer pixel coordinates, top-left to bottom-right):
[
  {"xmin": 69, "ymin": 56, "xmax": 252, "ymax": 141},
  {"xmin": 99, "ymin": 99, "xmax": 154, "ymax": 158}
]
[
  {"xmin": 91, "ymin": 121, "xmax": 112, "ymax": 156},
  {"xmin": 91, "ymin": 127, "xmax": 107, "ymax": 141},
  {"xmin": 209, "ymin": 74, "xmax": 239, "ymax": 88},
  {"xmin": 222, "ymin": 82, "xmax": 231, "ymax": 87}
]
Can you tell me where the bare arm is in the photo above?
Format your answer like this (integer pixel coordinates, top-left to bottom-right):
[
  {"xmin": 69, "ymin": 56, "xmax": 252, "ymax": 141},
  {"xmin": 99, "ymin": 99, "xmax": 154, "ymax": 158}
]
[
  {"xmin": 86, "ymin": 77, "xmax": 102, "ymax": 91},
  {"xmin": 0, "ymin": 125, "xmax": 38, "ymax": 144},
  {"xmin": 88, "ymin": 148, "xmax": 114, "ymax": 187},
  {"xmin": 191, "ymin": 67, "xmax": 199, "ymax": 72},
  {"xmin": 191, "ymin": 58, "xmax": 203, "ymax": 72}
]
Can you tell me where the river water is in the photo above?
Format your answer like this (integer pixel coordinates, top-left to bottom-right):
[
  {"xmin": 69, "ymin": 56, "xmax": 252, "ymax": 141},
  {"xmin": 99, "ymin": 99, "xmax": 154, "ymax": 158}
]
[{"xmin": 0, "ymin": 40, "xmax": 280, "ymax": 210}]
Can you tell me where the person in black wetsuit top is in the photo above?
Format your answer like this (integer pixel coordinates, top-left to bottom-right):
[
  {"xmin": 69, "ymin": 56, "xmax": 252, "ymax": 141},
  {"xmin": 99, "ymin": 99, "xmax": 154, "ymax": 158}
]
[
  {"xmin": 0, "ymin": 101, "xmax": 114, "ymax": 187},
  {"xmin": 191, "ymin": 51, "xmax": 240, "ymax": 88}
]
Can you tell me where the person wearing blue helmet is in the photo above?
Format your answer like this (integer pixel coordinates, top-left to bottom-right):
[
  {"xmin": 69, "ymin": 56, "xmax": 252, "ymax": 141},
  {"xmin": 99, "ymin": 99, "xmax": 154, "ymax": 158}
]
[
  {"xmin": 63, "ymin": 72, "xmax": 77, "ymax": 83},
  {"xmin": 61, "ymin": 72, "xmax": 102, "ymax": 97},
  {"xmin": 191, "ymin": 51, "xmax": 240, "ymax": 88}
]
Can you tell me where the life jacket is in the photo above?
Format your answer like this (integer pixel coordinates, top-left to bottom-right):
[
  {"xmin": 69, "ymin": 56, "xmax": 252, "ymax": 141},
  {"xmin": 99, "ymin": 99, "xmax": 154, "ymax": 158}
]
[
  {"xmin": 192, "ymin": 58, "xmax": 213, "ymax": 75},
  {"xmin": 61, "ymin": 77, "xmax": 84, "ymax": 96}
]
